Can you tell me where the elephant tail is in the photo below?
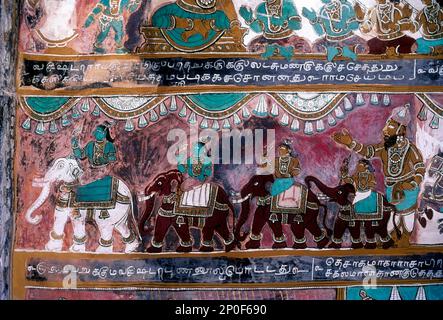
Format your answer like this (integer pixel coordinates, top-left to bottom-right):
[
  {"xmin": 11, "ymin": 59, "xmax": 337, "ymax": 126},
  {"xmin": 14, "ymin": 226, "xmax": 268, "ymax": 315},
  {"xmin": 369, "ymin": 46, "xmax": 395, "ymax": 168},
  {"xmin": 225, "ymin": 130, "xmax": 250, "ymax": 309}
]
[{"xmin": 130, "ymin": 194, "xmax": 142, "ymax": 241}]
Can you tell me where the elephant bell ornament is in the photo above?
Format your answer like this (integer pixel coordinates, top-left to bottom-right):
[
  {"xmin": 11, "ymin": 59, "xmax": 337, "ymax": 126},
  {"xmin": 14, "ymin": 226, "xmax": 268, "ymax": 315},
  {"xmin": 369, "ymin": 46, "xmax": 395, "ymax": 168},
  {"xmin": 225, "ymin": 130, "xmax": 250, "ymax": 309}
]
[{"xmin": 196, "ymin": 0, "xmax": 216, "ymax": 10}]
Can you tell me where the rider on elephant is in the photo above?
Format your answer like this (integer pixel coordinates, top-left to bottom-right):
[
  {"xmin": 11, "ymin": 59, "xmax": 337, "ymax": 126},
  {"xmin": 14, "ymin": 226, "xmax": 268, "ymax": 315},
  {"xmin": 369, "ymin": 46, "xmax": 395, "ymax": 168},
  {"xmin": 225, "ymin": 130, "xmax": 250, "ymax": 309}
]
[
  {"xmin": 356, "ymin": 0, "xmax": 417, "ymax": 54},
  {"xmin": 177, "ymin": 137, "xmax": 213, "ymax": 192},
  {"xmin": 239, "ymin": 0, "xmax": 311, "ymax": 59},
  {"xmin": 332, "ymin": 105, "xmax": 426, "ymax": 245},
  {"xmin": 260, "ymin": 140, "xmax": 301, "ymax": 197},
  {"xmin": 302, "ymin": 0, "xmax": 368, "ymax": 61},
  {"xmin": 415, "ymin": 0, "xmax": 443, "ymax": 54},
  {"xmin": 72, "ymin": 122, "xmax": 117, "ymax": 169},
  {"xmin": 84, "ymin": 0, "xmax": 141, "ymax": 54}
]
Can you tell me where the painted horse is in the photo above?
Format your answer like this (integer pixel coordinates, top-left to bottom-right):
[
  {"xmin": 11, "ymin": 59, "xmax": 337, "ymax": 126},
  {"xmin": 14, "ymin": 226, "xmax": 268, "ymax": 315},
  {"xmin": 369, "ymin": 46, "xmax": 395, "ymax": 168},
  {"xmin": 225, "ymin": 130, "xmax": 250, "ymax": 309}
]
[
  {"xmin": 305, "ymin": 176, "xmax": 398, "ymax": 249},
  {"xmin": 138, "ymin": 170, "xmax": 236, "ymax": 253},
  {"xmin": 418, "ymin": 152, "xmax": 443, "ymax": 230},
  {"xmin": 233, "ymin": 174, "xmax": 329, "ymax": 249}
]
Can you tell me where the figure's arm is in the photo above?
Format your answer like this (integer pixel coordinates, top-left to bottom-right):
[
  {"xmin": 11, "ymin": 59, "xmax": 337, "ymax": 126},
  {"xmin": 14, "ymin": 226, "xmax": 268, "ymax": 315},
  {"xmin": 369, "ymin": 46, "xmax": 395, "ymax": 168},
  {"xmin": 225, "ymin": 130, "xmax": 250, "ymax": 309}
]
[
  {"xmin": 342, "ymin": 3, "xmax": 359, "ymax": 31},
  {"xmin": 360, "ymin": 7, "xmax": 374, "ymax": 33},
  {"xmin": 332, "ymin": 129, "xmax": 383, "ymax": 160},
  {"xmin": 396, "ymin": 5, "xmax": 418, "ymax": 32},
  {"xmin": 285, "ymin": 1, "xmax": 302, "ymax": 31},
  {"xmin": 290, "ymin": 158, "xmax": 301, "ymax": 177},
  {"xmin": 127, "ymin": 0, "xmax": 141, "ymax": 13},
  {"xmin": 84, "ymin": 1, "xmax": 105, "ymax": 28},
  {"xmin": 239, "ymin": 5, "xmax": 264, "ymax": 33},
  {"xmin": 410, "ymin": 145, "xmax": 426, "ymax": 188},
  {"xmin": 302, "ymin": 7, "xmax": 324, "ymax": 36},
  {"xmin": 415, "ymin": 11, "xmax": 424, "ymax": 30},
  {"xmin": 103, "ymin": 143, "xmax": 117, "ymax": 163},
  {"xmin": 72, "ymin": 139, "xmax": 88, "ymax": 160},
  {"xmin": 368, "ymin": 174, "xmax": 377, "ymax": 190}
]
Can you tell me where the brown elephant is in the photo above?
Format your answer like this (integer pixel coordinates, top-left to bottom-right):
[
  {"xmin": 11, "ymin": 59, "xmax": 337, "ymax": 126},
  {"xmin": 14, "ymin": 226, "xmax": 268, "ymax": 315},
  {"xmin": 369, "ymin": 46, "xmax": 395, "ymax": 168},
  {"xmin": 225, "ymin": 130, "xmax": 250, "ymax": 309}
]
[
  {"xmin": 305, "ymin": 176, "xmax": 399, "ymax": 249},
  {"xmin": 138, "ymin": 170, "xmax": 236, "ymax": 253},
  {"xmin": 233, "ymin": 174, "xmax": 329, "ymax": 250}
]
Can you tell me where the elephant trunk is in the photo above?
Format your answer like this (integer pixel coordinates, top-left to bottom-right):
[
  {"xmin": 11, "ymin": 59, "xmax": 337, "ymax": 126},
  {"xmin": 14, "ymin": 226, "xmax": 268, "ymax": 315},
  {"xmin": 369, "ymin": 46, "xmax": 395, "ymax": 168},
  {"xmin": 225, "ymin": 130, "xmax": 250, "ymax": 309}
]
[
  {"xmin": 234, "ymin": 195, "xmax": 251, "ymax": 242},
  {"xmin": 138, "ymin": 194, "xmax": 156, "ymax": 236},
  {"xmin": 26, "ymin": 181, "xmax": 51, "ymax": 225},
  {"xmin": 305, "ymin": 176, "xmax": 336, "ymax": 200}
]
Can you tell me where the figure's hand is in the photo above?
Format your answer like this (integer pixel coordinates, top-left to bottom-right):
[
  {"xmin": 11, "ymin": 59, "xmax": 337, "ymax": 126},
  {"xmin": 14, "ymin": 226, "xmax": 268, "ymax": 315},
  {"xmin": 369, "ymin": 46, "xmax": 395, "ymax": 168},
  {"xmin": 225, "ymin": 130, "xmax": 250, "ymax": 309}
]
[
  {"xmin": 354, "ymin": 3, "xmax": 365, "ymax": 21},
  {"xmin": 239, "ymin": 6, "xmax": 254, "ymax": 23},
  {"xmin": 332, "ymin": 129, "xmax": 353, "ymax": 147},
  {"xmin": 401, "ymin": 181, "xmax": 416, "ymax": 191},
  {"xmin": 402, "ymin": 4, "xmax": 413, "ymax": 18},
  {"xmin": 84, "ymin": 15, "xmax": 95, "ymax": 28},
  {"xmin": 71, "ymin": 137, "xmax": 79, "ymax": 148},
  {"xmin": 391, "ymin": 183, "xmax": 406, "ymax": 205},
  {"xmin": 302, "ymin": 7, "xmax": 317, "ymax": 22}
]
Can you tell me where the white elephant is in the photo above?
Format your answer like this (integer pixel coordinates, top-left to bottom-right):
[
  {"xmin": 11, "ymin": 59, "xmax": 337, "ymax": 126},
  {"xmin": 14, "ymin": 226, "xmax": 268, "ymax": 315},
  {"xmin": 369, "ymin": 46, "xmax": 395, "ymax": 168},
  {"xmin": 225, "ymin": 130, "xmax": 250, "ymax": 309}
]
[{"xmin": 25, "ymin": 157, "xmax": 140, "ymax": 253}]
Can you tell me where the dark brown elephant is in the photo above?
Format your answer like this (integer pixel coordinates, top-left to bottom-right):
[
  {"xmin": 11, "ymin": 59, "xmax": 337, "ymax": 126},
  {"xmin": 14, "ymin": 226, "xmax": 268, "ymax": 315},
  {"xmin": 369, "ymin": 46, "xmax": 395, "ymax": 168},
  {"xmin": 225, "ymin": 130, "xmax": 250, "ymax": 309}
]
[
  {"xmin": 233, "ymin": 174, "xmax": 329, "ymax": 250},
  {"xmin": 305, "ymin": 176, "xmax": 399, "ymax": 249},
  {"xmin": 138, "ymin": 170, "xmax": 236, "ymax": 253}
]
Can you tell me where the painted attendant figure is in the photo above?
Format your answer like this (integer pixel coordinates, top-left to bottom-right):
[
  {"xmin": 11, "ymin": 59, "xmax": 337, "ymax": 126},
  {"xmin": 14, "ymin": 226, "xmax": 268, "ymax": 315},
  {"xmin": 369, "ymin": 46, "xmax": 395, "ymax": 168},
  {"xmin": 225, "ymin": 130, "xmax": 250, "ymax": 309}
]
[
  {"xmin": 84, "ymin": 0, "xmax": 141, "ymax": 54},
  {"xmin": 177, "ymin": 137, "xmax": 213, "ymax": 192},
  {"xmin": 332, "ymin": 105, "xmax": 426, "ymax": 246},
  {"xmin": 239, "ymin": 0, "xmax": 310, "ymax": 59},
  {"xmin": 263, "ymin": 140, "xmax": 301, "ymax": 197},
  {"xmin": 302, "ymin": 0, "xmax": 368, "ymax": 61},
  {"xmin": 356, "ymin": 0, "xmax": 417, "ymax": 54},
  {"xmin": 415, "ymin": 0, "xmax": 443, "ymax": 54}
]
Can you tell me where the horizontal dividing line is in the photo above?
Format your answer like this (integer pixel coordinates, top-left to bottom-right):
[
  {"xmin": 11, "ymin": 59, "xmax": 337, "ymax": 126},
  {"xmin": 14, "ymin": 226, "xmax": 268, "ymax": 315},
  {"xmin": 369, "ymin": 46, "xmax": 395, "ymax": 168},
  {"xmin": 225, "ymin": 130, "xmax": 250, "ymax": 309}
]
[
  {"xmin": 13, "ymin": 246, "xmax": 443, "ymax": 260},
  {"xmin": 18, "ymin": 52, "xmax": 443, "ymax": 62},
  {"xmin": 15, "ymin": 85, "xmax": 443, "ymax": 97},
  {"xmin": 21, "ymin": 279, "xmax": 443, "ymax": 291}
]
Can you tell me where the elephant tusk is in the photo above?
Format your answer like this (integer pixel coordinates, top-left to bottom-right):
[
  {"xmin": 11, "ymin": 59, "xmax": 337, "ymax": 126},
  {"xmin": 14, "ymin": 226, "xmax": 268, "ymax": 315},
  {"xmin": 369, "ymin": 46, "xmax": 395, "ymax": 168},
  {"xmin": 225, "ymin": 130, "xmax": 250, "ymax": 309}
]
[
  {"xmin": 232, "ymin": 193, "xmax": 252, "ymax": 204},
  {"xmin": 138, "ymin": 192, "xmax": 156, "ymax": 202}
]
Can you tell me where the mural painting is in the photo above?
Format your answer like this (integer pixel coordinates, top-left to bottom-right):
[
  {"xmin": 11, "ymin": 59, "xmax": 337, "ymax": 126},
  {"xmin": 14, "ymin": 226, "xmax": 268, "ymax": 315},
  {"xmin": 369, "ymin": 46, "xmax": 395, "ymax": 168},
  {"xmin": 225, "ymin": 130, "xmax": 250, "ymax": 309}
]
[{"xmin": 11, "ymin": 0, "xmax": 443, "ymax": 300}]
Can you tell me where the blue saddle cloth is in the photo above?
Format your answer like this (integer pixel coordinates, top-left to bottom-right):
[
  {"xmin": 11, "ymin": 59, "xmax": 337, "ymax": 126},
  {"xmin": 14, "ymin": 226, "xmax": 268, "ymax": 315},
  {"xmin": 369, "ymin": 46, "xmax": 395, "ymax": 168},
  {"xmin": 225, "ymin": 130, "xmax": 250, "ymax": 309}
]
[
  {"xmin": 354, "ymin": 191, "xmax": 378, "ymax": 215},
  {"xmin": 74, "ymin": 176, "xmax": 114, "ymax": 203},
  {"xmin": 351, "ymin": 191, "xmax": 383, "ymax": 221}
]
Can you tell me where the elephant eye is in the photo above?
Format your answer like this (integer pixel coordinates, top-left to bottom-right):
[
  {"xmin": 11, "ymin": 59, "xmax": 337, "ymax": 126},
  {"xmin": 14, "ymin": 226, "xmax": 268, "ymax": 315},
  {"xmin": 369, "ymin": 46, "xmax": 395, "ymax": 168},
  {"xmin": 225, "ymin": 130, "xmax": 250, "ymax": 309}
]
[
  {"xmin": 254, "ymin": 182, "xmax": 259, "ymax": 186},
  {"xmin": 158, "ymin": 181, "xmax": 163, "ymax": 185},
  {"xmin": 338, "ymin": 191, "xmax": 342, "ymax": 195}
]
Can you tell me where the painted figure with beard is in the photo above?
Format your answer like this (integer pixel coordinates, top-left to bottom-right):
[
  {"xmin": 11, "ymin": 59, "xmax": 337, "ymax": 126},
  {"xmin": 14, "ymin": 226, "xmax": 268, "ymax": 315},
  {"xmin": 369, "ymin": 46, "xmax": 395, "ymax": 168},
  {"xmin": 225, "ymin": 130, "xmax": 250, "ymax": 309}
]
[
  {"xmin": 302, "ymin": 0, "xmax": 368, "ymax": 61},
  {"xmin": 355, "ymin": 0, "xmax": 417, "ymax": 54},
  {"xmin": 332, "ymin": 105, "xmax": 425, "ymax": 246},
  {"xmin": 84, "ymin": 0, "xmax": 141, "ymax": 54},
  {"xmin": 415, "ymin": 0, "xmax": 443, "ymax": 54},
  {"xmin": 239, "ymin": 0, "xmax": 311, "ymax": 59}
]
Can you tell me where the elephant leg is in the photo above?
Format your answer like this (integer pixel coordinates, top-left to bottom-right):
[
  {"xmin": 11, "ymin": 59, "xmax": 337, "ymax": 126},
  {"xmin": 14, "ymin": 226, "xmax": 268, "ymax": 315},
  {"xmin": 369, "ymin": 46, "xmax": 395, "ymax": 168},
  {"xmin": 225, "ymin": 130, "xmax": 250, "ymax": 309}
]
[
  {"xmin": 349, "ymin": 221, "xmax": 363, "ymax": 249},
  {"xmin": 306, "ymin": 213, "xmax": 328, "ymax": 249},
  {"xmin": 245, "ymin": 209, "xmax": 268, "ymax": 250},
  {"xmin": 200, "ymin": 217, "xmax": 218, "ymax": 252},
  {"xmin": 328, "ymin": 217, "xmax": 347, "ymax": 249},
  {"xmin": 46, "ymin": 207, "xmax": 70, "ymax": 252},
  {"xmin": 377, "ymin": 221, "xmax": 395, "ymax": 249},
  {"xmin": 290, "ymin": 223, "xmax": 307, "ymax": 249},
  {"xmin": 115, "ymin": 220, "xmax": 140, "ymax": 253},
  {"xmin": 147, "ymin": 215, "xmax": 173, "ymax": 253},
  {"xmin": 268, "ymin": 218, "xmax": 287, "ymax": 249},
  {"xmin": 70, "ymin": 209, "xmax": 87, "ymax": 253},
  {"xmin": 173, "ymin": 219, "xmax": 193, "ymax": 253},
  {"xmin": 95, "ymin": 214, "xmax": 115, "ymax": 253},
  {"xmin": 214, "ymin": 219, "xmax": 236, "ymax": 252}
]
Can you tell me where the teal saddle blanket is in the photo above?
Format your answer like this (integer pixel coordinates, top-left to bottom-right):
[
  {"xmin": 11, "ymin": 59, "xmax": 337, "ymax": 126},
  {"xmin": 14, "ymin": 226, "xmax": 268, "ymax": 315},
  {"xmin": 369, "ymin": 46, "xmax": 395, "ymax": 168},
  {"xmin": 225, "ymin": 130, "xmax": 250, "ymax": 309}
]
[
  {"xmin": 352, "ymin": 191, "xmax": 383, "ymax": 220},
  {"xmin": 74, "ymin": 176, "xmax": 116, "ymax": 204}
]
